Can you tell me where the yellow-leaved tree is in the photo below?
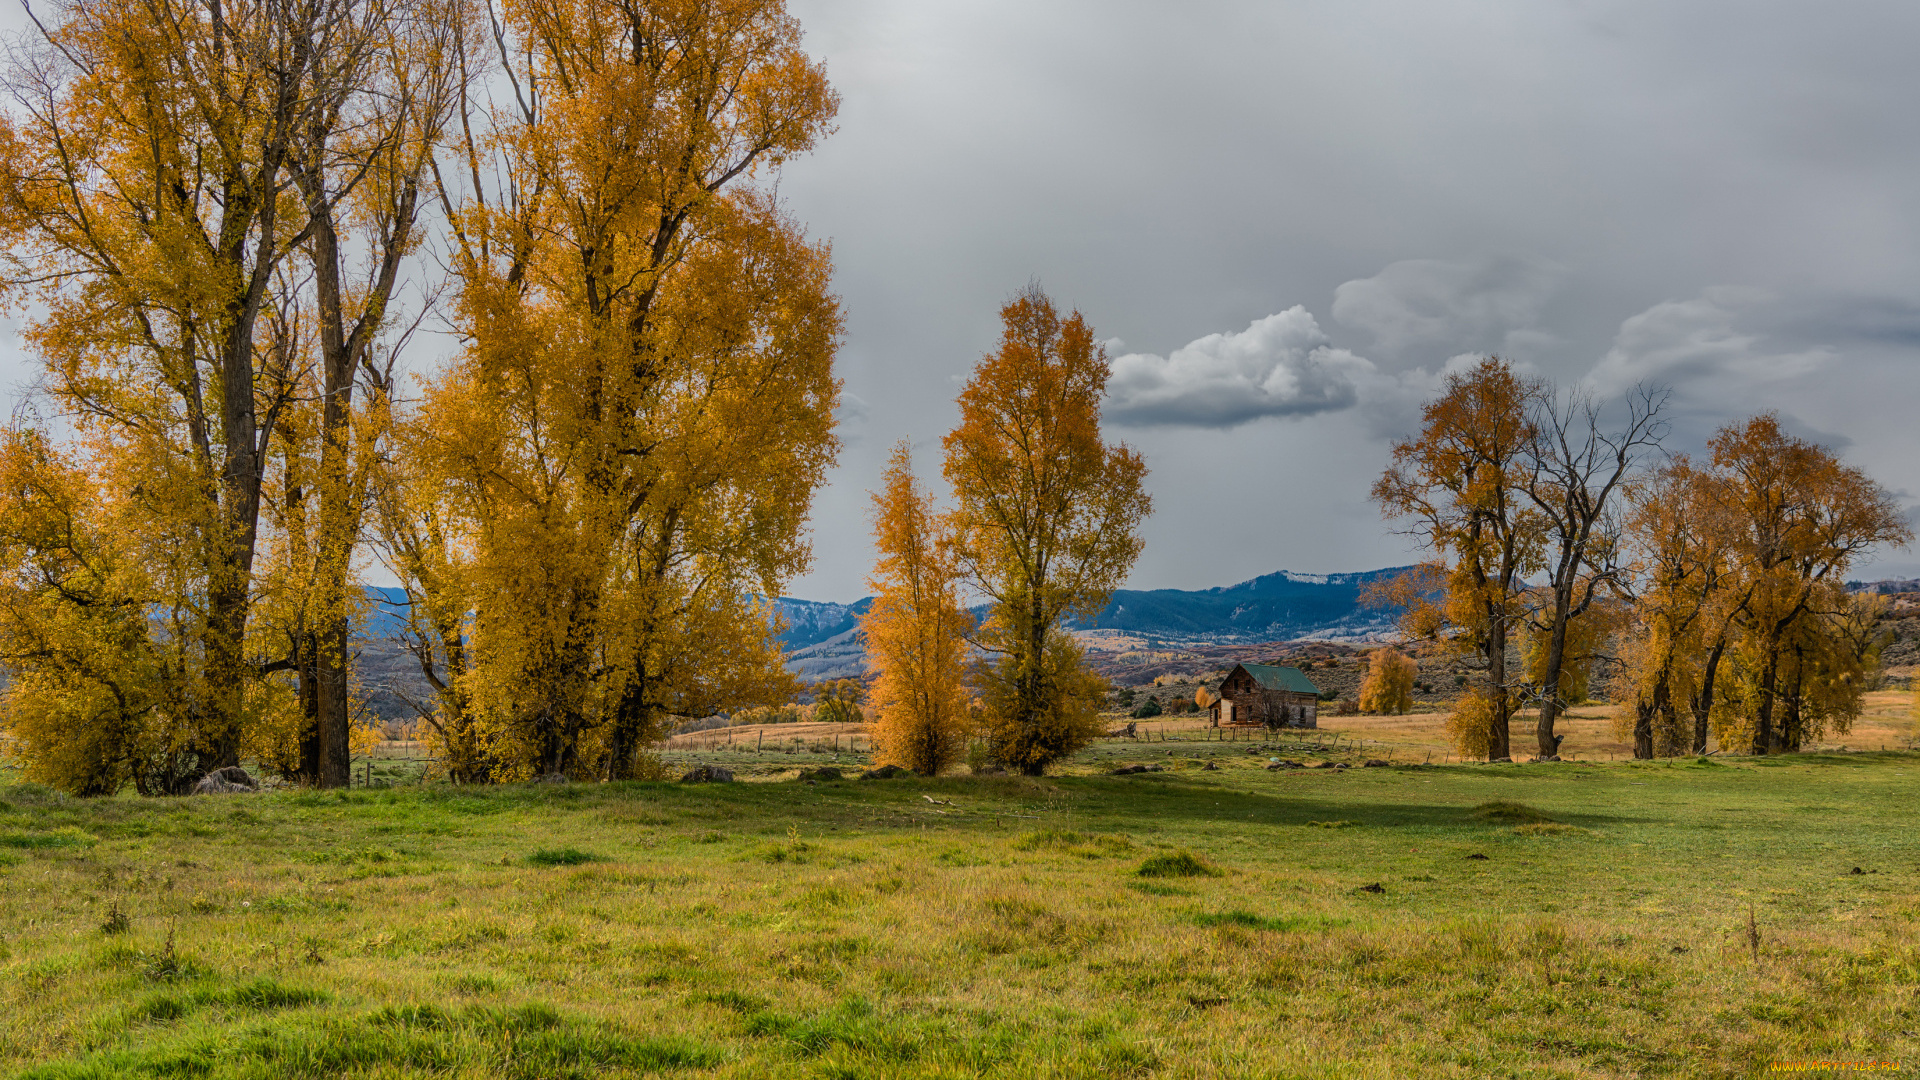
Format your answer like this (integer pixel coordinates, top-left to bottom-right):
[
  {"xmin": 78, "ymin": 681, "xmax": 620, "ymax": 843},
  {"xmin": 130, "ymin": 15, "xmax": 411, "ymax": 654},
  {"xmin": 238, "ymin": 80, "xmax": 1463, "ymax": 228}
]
[
  {"xmin": 1357, "ymin": 649, "xmax": 1416, "ymax": 716},
  {"xmin": 0, "ymin": 0, "xmax": 458, "ymax": 791},
  {"xmin": 1371, "ymin": 358, "xmax": 1544, "ymax": 761},
  {"xmin": 861, "ymin": 443, "xmax": 972, "ymax": 776},
  {"xmin": 408, "ymin": 0, "xmax": 842, "ymax": 780},
  {"xmin": 1705, "ymin": 415, "xmax": 1908, "ymax": 753},
  {"xmin": 944, "ymin": 287, "xmax": 1151, "ymax": 775}
]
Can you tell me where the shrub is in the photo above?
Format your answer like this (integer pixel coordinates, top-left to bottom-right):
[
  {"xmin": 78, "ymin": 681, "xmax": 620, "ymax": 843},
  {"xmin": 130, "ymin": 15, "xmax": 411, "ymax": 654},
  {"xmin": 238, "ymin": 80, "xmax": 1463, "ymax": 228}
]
[
  {"xmin": 527, "ymin": 848, "xmax": 600, "ymax": 867},
  {"xmin": 1136, "ymin": 851, "xmax": 1222, "ymax": 878},
  {"xmin": 1358, "ymin": 648, "xmax": 1417, "ymax": 715},
  {"xmin": 1470, "ymin": 800, "xmax": 1553, "ymax": 824},
  {"xmin": 1130, "ymin": 698, "xmax": 1162, "ymax": 719}
]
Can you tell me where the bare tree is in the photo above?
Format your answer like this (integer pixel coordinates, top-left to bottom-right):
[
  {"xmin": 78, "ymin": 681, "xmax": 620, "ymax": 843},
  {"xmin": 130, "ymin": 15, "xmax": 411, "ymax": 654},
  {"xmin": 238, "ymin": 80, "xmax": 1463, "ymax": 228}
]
[{"xmin": 1521, "ymin": 384, "xmax": 1667, "ymax": 759}]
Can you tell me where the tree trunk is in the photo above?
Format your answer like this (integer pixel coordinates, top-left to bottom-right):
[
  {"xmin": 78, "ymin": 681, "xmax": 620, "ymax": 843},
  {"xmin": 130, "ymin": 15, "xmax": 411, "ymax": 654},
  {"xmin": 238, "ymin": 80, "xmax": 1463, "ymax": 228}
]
[
  {"xmin": 1633, "ymin": 701, "xmax": 1655, "ymax": 759},
  {"xmin": 1750, "ymin": 643, "xmax": 1781, "ymax": 755},
  {"xmin": 1690, "ymin": 635, "xmax": 1726, "ymax": 754},
  {"xmin": 1486, "ymin": 617, "xmax": 1511, "ymax": 761},
  {"xmin": 1535, "ymin": 585, "xmax": 1572, "ymax": 759}
]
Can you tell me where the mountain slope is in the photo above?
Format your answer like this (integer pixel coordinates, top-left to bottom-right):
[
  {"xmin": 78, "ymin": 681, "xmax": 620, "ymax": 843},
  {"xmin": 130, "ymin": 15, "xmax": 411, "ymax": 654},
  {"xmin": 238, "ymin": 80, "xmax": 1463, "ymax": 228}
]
[{"xmin": 1082, "ymin": 567, "xmax": 1412, "ymax": 642}]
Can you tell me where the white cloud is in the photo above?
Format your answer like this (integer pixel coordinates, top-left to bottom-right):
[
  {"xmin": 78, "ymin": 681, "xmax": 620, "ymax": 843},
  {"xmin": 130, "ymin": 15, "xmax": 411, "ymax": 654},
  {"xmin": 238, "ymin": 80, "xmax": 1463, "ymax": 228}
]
[
  {"xmin": 1330, "ymin": 256, "xmax": 1565, "ymax": 359},
  {"xmin": 1105, "ymin": 307, "xmax": 1376, "ymax": 427},
  {"xmin": 1585, "ymin": 287, "xmax": 1833, "ymax": 394}
]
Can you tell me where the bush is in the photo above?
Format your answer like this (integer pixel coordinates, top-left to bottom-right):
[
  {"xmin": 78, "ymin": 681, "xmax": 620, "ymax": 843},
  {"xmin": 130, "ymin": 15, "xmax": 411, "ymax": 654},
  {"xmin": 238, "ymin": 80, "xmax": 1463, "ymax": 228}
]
[
  {"xmin": 1130, "ymin": 698, "xmax": 1162, "ymax": 719},
  {"xmin": 1358, "ymin": 648, "xmax": 1417, "ymax": 715},
  {"xmin": 527, "ymin": 848, "xmax": 600, "ymax": 867},
  {"xmin": 1136, "ymin": 850, "xmax": 1222, "ymax": 878}
]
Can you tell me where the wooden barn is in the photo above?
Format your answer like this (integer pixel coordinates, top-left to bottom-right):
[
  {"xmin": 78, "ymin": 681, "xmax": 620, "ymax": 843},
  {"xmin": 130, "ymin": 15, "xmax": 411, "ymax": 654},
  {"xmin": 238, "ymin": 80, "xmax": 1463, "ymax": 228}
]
[{"xmin": 1210, "ymin": 663, "xmax": 1320, "ymax": 729}]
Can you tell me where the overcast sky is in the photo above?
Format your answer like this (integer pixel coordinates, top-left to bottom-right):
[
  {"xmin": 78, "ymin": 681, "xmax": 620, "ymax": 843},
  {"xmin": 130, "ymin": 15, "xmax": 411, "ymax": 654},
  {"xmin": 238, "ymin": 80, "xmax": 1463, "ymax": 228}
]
[
  {"xmin": 4, "ymin": 0, "xmax": 1918, "ymax": 600},
  {"xmin": 770, "ymin": 0, "xmax": 1920, "ymax": 599}
]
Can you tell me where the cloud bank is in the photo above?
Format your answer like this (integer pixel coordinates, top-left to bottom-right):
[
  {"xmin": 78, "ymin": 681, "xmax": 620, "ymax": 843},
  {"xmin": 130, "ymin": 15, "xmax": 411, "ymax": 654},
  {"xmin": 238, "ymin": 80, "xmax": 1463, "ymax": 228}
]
[{"xmin": 1104, "ymin": 307, "xmax": 1375, "ymax": 427}]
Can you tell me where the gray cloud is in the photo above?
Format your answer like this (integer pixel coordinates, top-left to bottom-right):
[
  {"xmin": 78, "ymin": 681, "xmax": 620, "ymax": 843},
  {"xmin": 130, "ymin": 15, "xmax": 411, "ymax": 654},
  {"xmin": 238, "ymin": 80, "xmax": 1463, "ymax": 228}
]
[
  {"xmin": 1585, "ymin": 287, "xmax": 1833, "ymax": 395},
  {"xmin": 1330, "ymin": 256, "xmax": 1565, "ymax": 361},
  {"xmin": 1105, "ymin": 307, "xmax": 1374, "ymax": 427}
]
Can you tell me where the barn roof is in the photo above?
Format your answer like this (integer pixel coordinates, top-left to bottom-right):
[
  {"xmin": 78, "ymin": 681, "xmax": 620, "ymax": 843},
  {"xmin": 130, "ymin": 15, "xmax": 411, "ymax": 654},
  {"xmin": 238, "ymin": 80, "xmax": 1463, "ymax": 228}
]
[{"xmin": 1234, "ymin": 663, "xmax": 1320, "ymax": 695}]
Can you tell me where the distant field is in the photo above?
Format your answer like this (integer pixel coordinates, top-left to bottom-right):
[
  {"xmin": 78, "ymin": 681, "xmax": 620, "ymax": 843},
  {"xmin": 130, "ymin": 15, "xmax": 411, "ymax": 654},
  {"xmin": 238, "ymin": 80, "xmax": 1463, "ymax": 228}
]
[{"xmin": 0, "ymin": 696, "xmax": 1916, "ymax": 1078}]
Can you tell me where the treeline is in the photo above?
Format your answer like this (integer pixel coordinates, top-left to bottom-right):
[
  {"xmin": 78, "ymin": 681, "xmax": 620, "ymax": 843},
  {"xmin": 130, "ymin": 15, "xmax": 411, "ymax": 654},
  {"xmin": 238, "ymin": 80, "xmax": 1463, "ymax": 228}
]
[
  {"xmin": 1374, "ymin": 359, "xmax": 1910, "ymax": 761},
  {"xmin": 0, "ymin": 0, "xmax": 844, "ymax": 792}
]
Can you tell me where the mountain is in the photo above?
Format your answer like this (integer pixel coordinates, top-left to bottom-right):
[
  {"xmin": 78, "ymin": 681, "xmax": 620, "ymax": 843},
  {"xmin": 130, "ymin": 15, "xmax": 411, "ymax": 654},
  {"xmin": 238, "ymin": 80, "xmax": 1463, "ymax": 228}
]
[
  {"xmin": 1081, "ymin": 567, "xmax": 1414, "ymax": 642},
  {"xmin": 354, "ymin": 569, "xmax": 1415, "ymax": 690},
  {"xmin": 764, "ymin": 566, "xmax": 1418, "ymax": 681}
]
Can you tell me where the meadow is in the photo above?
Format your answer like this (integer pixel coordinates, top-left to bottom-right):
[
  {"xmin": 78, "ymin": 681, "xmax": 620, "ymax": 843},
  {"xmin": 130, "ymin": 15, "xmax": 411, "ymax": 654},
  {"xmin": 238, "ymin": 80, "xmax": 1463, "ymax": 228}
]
[{"xmin": 1, "ymin": 696, "xmax": 1916, "ymax": 1079}]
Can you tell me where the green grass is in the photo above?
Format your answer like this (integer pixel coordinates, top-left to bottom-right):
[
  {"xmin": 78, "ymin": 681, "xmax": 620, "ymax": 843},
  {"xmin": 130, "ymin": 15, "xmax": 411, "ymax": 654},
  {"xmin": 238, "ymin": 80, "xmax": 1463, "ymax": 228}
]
[{"xmin": 0, "ymin": 749, "xmax": 1917, "ymax": 1077}]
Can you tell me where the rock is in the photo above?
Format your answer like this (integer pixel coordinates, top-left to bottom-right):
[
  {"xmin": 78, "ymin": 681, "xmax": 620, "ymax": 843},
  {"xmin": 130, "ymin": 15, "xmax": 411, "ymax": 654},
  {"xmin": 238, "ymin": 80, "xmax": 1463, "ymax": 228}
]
[
  {"xmin": 1110, "ymin": 764, "xmax": 1147, "ymax": 775},
  {"xmin": 191, "ymin": 766, "xmax": 259, "ymax": 795},
  {"xmin": 1465, "ymin": 853, "xmax": 1489, "ymax": 861},
  {"xmin": 1310, "ymin": 761, "xmax": 1337, "ymax": 770},
  {"xmin": 1362, "ymin": 759, "xmax": 1389, "ymax": 768},
  {"xmin": 1357, "ymin": 882, "xmax": 1386, "ymax": 894},
  {"xmin": 860, "ymin": 764, "xmax": 909, "ymax": 780},
  {"xmin": 796, "ymin": 767, "xmax": 844, "ymax": 782},
  {"xmin": 1850, "ymin": 866, "xmax": 1866, "ymax": 875},
  {"xmin": 679, "ymin": 765, "xmax": 734, "ymax": 783},
  {"xmin": 1202, "ymin": 761, "xmax": 1219, "ymax": 771}
]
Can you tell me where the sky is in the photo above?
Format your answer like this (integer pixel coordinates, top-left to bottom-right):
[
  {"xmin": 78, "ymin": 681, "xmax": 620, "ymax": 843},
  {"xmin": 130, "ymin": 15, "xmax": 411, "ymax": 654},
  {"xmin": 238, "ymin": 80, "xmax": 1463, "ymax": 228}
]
[
  {"xmin": 766, "ymin": 0, "xmax": 1920, "ymax": 600},
  {"xmin": 4, "ymin": 0, "xmax": 1918, "ymax": 600}
]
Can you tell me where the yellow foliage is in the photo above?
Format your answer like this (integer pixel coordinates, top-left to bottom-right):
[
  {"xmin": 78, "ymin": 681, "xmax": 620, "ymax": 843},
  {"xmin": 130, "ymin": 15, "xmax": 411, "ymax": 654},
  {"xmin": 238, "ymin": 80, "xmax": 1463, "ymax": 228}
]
[
  {"xmin": 943, "ymin": 288, "xmax": 1150, "ymax": 775},
  {"xmin": 1358, "ymin": 649, "xmax": 1417, "ymax": 715},
  {"xmin": 1445, "ymin": 690, "xmax": 1496, "ymax": 760},
  {"xmin": 405, "ymin": 0, "xmax": 840, "ymax": 780},
  {"xmin": 862, "ymin": 444, "xmax": 972, "ymax": 776}
]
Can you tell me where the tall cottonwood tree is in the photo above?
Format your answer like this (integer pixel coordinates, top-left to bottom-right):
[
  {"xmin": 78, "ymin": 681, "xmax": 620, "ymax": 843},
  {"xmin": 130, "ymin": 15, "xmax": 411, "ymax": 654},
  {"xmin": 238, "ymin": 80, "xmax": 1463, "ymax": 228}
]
[
  {"xmin": 1372, "ymin": 358, "xmax": 1543, "ymax": 761},
  {"xmin": 280, "ymin": 0, "xmax": 469, "ymax": 787},
  {"xmin": 1706, "ymin": 415, "xmax": 1907, "ymax": 753},
  {"xmin": 1520, "ymin": 386, "xmax": 1665, "ymax": 758},
  {"xmin": 944, "ymin": 287, "xmax": 1150, "ymax": 775},
  {"xmin": 1617, "ymin": 456, "xmax": 1736, "ymax": 756},
  {"xmin": 861, "ymin": 443, "xmax": 972, "ymax": 776},
  {"xmin": 416, "ymin": 0, "xmax": 841, "ymax": 779},
  {"xmin": 0, "ymin": 0, "xmax": 380, "ymax": 789}
]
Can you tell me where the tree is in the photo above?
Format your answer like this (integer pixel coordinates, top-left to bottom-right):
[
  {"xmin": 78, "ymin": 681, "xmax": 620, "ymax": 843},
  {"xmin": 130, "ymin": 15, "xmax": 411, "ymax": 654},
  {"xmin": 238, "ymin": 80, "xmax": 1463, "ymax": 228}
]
[
  {"xmin": 0, "ymin": 0, "xmax": 456, "ymax": 791},
  {"xmin": 813, "ymin": 679, "xmax": 869, "ymax": 726},
  {"xmin": 944, "ymin": 287, "xmax": 1150, "ymax": 775},
  {"xmin": 282, "ymin": 0, "xmax": 468, "ymax": 787},
  {"xmin": 1616, "ymin": 456, "xmax": 1736, "ymax": 757},
  {"xmin": 1372, "ymin": 358, "xmax": 1543, "ymax": 760},
  {"xmin": 1358, "ymin": 648, "xmax": 1416, "ymax": 715},
  {"xmin": 420, "ymin": 0, "xmax": 841, "ymax": 779},
  {"xmin": 1707, "ymin": 415, "xmax": 1909, "ymax": 754},
  {"xmin": 861, "ymin": 443, "xmax": 971, "ymax": 776},
  {"xmin": 1519, "ymin": 385, "xmax": 1666, "ymax": 758}
]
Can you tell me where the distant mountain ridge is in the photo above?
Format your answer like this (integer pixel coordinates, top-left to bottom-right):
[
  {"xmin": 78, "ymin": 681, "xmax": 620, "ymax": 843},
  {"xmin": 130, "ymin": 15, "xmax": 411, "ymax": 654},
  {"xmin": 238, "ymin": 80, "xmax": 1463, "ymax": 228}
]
[{"xmin": 767, "ymin": 566, "xmax": 1419, "ymax": 681}]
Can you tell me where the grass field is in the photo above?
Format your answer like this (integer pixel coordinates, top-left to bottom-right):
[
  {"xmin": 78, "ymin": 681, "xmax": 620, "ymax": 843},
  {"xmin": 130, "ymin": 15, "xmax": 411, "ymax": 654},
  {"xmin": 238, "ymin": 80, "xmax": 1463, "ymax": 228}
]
[{"xmin": 1, "ymin": 694, "xmax": 1916, "ymax": 1078}]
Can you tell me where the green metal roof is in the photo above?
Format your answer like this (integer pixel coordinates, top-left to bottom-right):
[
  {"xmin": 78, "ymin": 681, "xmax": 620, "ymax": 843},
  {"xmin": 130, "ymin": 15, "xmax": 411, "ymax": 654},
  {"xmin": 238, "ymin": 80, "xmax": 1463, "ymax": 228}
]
[{"xmin": 1236, "ymin": 663, "xmax": 1320, "ymax": 695}]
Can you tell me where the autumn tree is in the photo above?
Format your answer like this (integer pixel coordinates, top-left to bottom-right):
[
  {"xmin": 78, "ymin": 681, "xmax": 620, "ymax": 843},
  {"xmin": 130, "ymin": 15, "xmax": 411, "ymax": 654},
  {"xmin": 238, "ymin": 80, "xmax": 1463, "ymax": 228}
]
[
  {"xmin": 1519, "ymin": 386, "xmax": 1666, "ymax": 758},
  {"xmin": 416, "ymin": 0, "xmax": 841, "ymax": 779},
  {"xmin": 812, "ymin": 679, "xmax": 869, "ymax": 726},
  {"xmin": 1358, "ymin": 648, "xmax": 1416, "ymax": 715},
  {"xmin": 1707, "ymin": 415, "xmax": 1908, "ymax": 754},
  {"xmin": 944, "ymin": 287, "xmax": 1150, "ymax": 775},
  {"xmin": 279, "ymin": 0, "xmax": 468, "ymax": 787},
  {"xmin": 861, "ymin": 443, "xmax": 972, "ymax": 776},
  {"xmin": 1372, "ymin": 358, "xmax": 1543, "ymax": 760},
  {"xmin": 0, "ymin": 0, "xmax": 449, "ymax": 790},
  {"xmin": 1616, "ymin": 456, "xmax": 1736, "ymax": 757}
]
